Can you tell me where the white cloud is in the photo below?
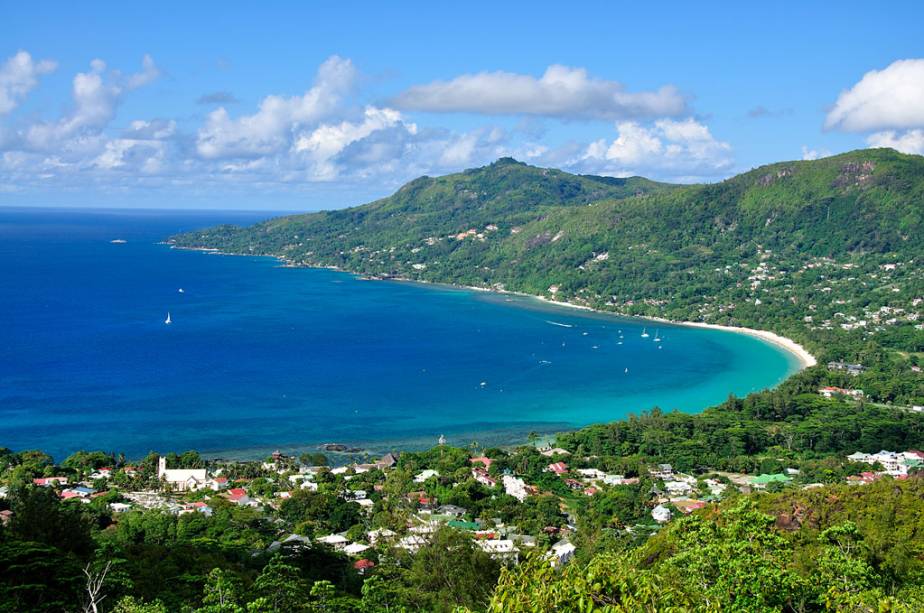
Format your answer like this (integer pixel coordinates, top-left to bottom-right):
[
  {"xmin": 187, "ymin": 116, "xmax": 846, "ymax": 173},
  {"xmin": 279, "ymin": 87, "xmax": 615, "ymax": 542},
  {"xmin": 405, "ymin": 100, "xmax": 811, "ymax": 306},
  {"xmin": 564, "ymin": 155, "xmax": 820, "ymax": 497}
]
[
  {"xmin": 866, "ymin": 129, "xmax": 924, "ymax": 155},
  {"xmin": 801, "ymin": 145, "xmax": 831, "ymax": 160},
  {"xmin": 196, "ymin": 55, "xmax": 356, "ymax": 158},
  {"xmin": 23, "ymin": 56, "xmax": 161, "ymax": 150},
  {"xmin": 825, "ymin": 59, "xmax": 924, "ymax": 132},
  {"xmin": 0, "ymin": 51, "xmax": 56, "ymax": 114},
  {"xmin": 392, "ymin": 64, "xmax": 686, "ymax": 120},
  {"xmin": 573, "ymin": 118, "xmax": 732, "ymax": 180}
]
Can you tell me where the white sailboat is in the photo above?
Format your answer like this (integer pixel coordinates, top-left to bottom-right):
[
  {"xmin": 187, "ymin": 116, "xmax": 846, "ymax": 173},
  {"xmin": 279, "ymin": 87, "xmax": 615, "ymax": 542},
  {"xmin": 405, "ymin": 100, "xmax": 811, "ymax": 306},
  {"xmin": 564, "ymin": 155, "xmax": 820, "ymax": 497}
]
[
  {"xmin": 653, "ymin": 329, "xmax": 661, "ymax": 342},
  {"xmin": 640, "ymin": 327, "xmax": 649, "ymax": 338},
  {"xmin": 165, "ymin": 312, "xmax": 172, "ymax": 325}
]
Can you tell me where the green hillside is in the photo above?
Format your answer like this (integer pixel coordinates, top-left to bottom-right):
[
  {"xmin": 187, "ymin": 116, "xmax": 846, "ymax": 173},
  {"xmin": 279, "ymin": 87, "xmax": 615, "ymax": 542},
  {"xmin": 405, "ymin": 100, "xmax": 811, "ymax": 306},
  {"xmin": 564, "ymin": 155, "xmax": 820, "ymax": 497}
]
[{"xmin": 171, "ymin": 148, "xmax": 924, "ymax": 403}]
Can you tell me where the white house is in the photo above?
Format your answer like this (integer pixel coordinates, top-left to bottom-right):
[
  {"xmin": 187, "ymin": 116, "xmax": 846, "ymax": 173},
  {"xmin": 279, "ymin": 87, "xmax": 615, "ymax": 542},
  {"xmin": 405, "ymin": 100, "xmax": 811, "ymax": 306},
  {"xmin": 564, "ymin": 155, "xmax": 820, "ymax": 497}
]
[
  {"xmin": 652, "ymin": 504, "xmax": 672, "ymax": 524},
  {"xmin": 317, "ymin": 534, "xmax": 349, "ymax": 550},
  {"xmin": 548, "ymin": 540, "xmax": 576, "ymax": 567},
  {"xmin": 503, "ymin": 475, "xmax": 529, "ymax": 502},
  {"xmin": 477, "ymin": 539, "xmax": 519, "ymax": 562},
  {"xmin": 157, "ymin": 457, "xmax": 207, "ymax": 491},
  {"xmin": 414, "ymin": 469, "xmax": 440, "ymax": 483}
]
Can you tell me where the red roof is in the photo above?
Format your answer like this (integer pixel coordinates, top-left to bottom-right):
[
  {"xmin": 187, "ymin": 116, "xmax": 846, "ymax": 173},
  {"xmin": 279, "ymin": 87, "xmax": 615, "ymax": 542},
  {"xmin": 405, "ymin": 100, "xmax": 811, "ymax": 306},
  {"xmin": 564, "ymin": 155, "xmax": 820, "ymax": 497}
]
[
  {"xmin": 470, "ymin": 456, "xmax": 494, "ymax": 469},
  {"xmin": 354, "ymin": 559, "xmax": 375, "ymax": 570},
  {"xmin": 213, "ymin": 476, "xmax": 229, "ymax": 483},
  {"xmin": 548, "ymin": 462, "xmax": 569, "ymax": 474},
  {"xmin": 227, "ymin": 488, "xmax": 247, "ymax": 499}
]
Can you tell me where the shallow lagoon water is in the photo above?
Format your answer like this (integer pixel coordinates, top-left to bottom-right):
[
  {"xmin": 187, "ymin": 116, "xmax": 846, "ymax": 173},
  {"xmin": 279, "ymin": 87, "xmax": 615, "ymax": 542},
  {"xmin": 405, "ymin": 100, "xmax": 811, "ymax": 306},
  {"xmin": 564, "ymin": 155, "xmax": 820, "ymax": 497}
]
[{"xmin": 0, "ymin": 207, "xmax": 800, "ymax": 460}]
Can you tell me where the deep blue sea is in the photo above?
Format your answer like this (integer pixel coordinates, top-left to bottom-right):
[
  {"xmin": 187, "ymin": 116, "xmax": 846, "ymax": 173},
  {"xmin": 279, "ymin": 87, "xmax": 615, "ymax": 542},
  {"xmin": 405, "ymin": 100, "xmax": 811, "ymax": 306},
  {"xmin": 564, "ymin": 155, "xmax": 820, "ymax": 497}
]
[{"xmin": 0, "ymin": 207, "xmax": 800, "ymax": 461}]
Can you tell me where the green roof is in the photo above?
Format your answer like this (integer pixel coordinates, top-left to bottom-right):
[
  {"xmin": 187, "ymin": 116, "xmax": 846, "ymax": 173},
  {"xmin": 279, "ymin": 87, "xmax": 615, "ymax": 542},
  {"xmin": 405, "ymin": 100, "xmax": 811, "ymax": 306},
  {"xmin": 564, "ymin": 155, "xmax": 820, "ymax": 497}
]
[
  {"xmin": 750, "ymin": 473, "xmax": 792, "ymax": 485},
  {"xmin": 447, "ymin": 520, "xmax": 480, "ymax": 531}
]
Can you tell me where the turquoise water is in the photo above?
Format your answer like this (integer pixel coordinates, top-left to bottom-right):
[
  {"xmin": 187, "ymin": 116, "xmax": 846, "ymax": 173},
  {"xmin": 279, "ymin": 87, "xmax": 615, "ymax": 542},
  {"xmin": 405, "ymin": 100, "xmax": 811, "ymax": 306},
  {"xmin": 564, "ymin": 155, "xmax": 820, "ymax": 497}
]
[{"xmin": 0, "ymin": 208, "xmax": 800, "ymax": 461}]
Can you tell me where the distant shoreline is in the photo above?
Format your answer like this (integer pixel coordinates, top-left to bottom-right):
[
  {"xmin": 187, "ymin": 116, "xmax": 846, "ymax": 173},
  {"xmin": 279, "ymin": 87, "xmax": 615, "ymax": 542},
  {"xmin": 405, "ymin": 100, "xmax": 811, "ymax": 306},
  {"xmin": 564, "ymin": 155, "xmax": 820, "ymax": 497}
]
[
  {"xmin": 172, "ymin": 243, "xmax": 816, "ymax": 373},
  {"xmin": 410, "ymin": 280, "xmax": 817, "ymax": 372}
]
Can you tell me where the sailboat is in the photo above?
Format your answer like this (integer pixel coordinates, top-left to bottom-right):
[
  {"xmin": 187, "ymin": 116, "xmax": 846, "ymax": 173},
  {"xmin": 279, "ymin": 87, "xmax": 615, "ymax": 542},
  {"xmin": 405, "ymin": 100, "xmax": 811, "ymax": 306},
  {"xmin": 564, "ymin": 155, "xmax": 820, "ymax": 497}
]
[
  {"xmin": 165, "ymin": 312, "xmax": 172, "ymax": 325},
  {"xmin": 653, "ymin": 329, "xmax": 661, "ymax": 342},
  {"xmin": 640, "ymin": 327, "xmax": 649, "ymax": 338}
]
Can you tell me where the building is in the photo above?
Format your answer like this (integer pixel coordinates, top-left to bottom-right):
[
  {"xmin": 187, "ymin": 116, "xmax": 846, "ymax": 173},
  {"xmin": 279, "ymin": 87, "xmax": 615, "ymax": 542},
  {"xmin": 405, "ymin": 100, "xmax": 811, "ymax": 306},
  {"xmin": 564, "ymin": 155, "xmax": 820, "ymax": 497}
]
[
  {"xmin": 547, "ymin": 462, "xmax": 569, "ymax": 475},
  {"xmin": 749, "ymin": 473, "xmax": 792, "ymax": 489},
  {"xmin": 818, "ymin": 386, "xmax": 864, "ymax": 399},
  {"xmin": 651, "ymin": 504, "xmax": 672, "ymax": 524},
  {"xmin": 472, "ymin": 467, "xmax": 497, "ymax": 487},
  {"xmin": 827, "ymin": 361, "xmax": 866, "ymax": 376},
  {"xmin": 157, "ymin": 456, "xmax": 207, "ymax": 491},
  {"xmin": 548, "ymin": 540, "xmax": 576, "ymax": 567},
  {"xmin": 503, "ymin": 475, "xmax": 529, "ymax": 501}
]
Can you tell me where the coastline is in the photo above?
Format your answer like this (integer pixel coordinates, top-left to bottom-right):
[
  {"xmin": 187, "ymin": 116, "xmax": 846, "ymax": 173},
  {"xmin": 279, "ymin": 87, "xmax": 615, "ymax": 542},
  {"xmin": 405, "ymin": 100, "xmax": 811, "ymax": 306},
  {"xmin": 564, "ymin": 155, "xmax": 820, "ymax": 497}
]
[
  {"xmin": 172, "ymin": 243, "xmax": 817, "ymax": 373},
  {"xmin": 460, "ymin": 285, "xmax": 817, "ymax": 372}
]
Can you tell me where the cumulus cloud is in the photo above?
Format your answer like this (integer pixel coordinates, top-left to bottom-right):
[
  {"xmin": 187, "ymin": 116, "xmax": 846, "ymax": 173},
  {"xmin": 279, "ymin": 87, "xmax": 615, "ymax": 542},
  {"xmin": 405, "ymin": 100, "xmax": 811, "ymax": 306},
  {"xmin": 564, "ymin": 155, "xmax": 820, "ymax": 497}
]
[
  {"xmin": 392, "ymin": 64, "xmax": 686, "ymax": 120},
  {"xmin": 196, "ymin": 56, "xmax": 357, "ymax": 158},
  {"xmin": 825, "ymin": 59, "xmax": 924, "ymax": 132},
  {"xmin": 22, "ymin": 56, "xmax": 161, "ymax": 150},
  {"xmin": 573, "ymin": 118, "xmax": 732, "ymax": 180},
  {"xmin": 0, "ymin": 50, "xmax": 57, "ymax": 114},
  {"xmin": 801, "ymin": 145, "xmax": 832, "ymax": 161},
  {"xmin": 866, "ymin": 129, "xmax": 924, "ymax": 155}
]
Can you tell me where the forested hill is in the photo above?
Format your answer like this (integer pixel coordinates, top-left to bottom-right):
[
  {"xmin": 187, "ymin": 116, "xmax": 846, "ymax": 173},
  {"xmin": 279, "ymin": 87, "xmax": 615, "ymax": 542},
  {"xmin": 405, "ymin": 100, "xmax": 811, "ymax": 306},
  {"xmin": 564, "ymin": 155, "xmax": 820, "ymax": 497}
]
[{"xmin": 172, "ymin": 149, "xmax": 924, "ymax": 402}]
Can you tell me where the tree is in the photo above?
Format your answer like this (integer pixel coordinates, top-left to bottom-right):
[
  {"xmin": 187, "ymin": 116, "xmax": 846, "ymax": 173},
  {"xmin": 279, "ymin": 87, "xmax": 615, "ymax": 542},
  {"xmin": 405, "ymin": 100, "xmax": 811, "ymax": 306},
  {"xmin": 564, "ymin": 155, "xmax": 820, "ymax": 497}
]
[
  {"xmin": 250, "ymin": 556, "xmax": 305, "ymax": 612},
  {"xmin": 199, "ymin": 568, "xmax": 244, "ymax": 612}
]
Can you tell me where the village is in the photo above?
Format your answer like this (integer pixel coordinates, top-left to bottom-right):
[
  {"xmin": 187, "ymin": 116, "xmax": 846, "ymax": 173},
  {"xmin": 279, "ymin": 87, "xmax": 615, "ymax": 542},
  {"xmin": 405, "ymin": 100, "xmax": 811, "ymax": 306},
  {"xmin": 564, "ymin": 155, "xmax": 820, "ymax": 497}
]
[{"xmin": 5, "ymin": 436, "xmax": 922, "ymax": 575}]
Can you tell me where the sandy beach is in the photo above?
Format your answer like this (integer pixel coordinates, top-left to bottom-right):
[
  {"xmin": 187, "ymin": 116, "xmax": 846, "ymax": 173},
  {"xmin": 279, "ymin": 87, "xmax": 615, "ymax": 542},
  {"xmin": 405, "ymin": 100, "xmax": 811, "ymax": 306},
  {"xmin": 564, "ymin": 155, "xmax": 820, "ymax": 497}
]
[{"xmin": 528, "ymin": 295, "xmax": 817, "ymax": 370}]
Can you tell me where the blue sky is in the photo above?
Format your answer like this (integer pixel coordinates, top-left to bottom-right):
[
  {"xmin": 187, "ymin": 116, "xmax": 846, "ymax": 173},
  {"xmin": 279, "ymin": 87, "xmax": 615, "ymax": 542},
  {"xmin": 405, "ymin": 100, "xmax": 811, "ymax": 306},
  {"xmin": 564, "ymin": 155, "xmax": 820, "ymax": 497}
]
[{"xmin": 1, "ymin": 2, "xmax": 923, "ymax": 210}]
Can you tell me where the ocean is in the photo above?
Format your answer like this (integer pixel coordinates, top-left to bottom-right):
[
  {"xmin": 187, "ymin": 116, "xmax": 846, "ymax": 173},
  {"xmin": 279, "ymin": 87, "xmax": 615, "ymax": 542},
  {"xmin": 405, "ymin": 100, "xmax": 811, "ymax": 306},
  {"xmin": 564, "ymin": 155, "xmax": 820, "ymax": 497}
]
[{"xmin": 0, "ymin": 207, "xmax": 800, "ymax": 461}]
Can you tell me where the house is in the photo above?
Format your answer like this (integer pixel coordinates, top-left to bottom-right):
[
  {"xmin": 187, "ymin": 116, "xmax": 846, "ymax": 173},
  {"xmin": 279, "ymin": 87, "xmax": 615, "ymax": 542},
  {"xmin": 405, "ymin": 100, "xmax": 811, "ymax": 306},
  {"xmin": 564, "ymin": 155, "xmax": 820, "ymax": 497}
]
[
  {"xmin": 847, "ymin": 451, "xmax": 872, "ymax": 463},
  {"xmin": 367, "ymin": 528, "xmax": 396, "ymax": 545},
  {"xmin": 827, "ymin": 361, "xmax": 866, "ymax": 376},
  {"xmin": 0, "ymin": 510, "xmax": 11, "ymax": 526},
  {"xmin": 396, "ymin": 535, "xmax": 428, "ymax": 553},
  {"xmin": 847, "ymin": 471, "xmax": 882, "ymax": 485},
  {"xmin": 673, "ymin": 499, "xmax": 707, "ymax": 514},
  {"xmin": 477, "ymin": 539, "xmax": 519, "ymax": 562},
  {"xmin": 343, "ymin": 542, "xmax": 371, "ymax": 556},
  {"xmin": 375, "ymin": 452, "xmax": 398, "ymax": 469},
  {"xmin": 109, "ymin": 502, "xmax": 132, "ymax": 513},
  {"xmin": 225, "ymin": 488, "xmax": 256, "ymax": 506},
  {"xmin": 33, "ymin": 476, "xmax": 68, "ymax": 487},
  {"xmin": 413, "ymin": 469, "xmax": 440, "ymax": 483},
  {"xmin": 472, "ymin": 468, "xmax": 497, "ymax": 487},
  {"xmin": 448, "ymin": 520, "xmax": 481, "ymax": 531},
  {"xmin": 317, "ymin": 534, "xmax": 349, "ymax": 550},
  {"xmin": 354, "ymin": 559, "xmax": 375, "ymax": 575},
  {"xmin": 649, "ymin": 464, "xmax": 673, "ymax": 480},
  {"xmin": 548, "ymin": 540, "xmax": 576, "ymax": 567},
  {"xmin": 749, "ymin": 474, "xmax": 792, "ymax": 489},
  {"xmin": 664, "ymin": 480, "xmax": 693, "ymax": 497},
  {"xmin": 651, "ymin": 504, "xmax": 672, "ymax": 524},
  {"xmin": 547, "ymin": 462, "xmax": 569, "ymax": 475},
  {"xmin": 818, "ymin": 386, "xmax": 864, "ymax": 399},
  {"xmin": 576, "ymin": 468, "xmax": 606, "ymax": 481},
  {"xmin": 470, "ymin": 456, "xmax": 494, "ymax": 469},
  {"xmin": 437, "ymin": 504, "xmax": 467, "ymax": 517},
  {"xmin": 564, "ymin": 478, "xmax": 583, "ymax": 490},
  {"xmin": 267, "ymin": 534, "xmax": 311, "ymax": 553},
  {"xmin": 503, "ymin": 475, "xmax": 529, "ymax": 502},
  {"xmin": 539, "ymin": 447, "xmax": 571, "ymax": 458},
  {"xmin": 157, "ymin": 457, "xmax": 208, "ymax": 491}
]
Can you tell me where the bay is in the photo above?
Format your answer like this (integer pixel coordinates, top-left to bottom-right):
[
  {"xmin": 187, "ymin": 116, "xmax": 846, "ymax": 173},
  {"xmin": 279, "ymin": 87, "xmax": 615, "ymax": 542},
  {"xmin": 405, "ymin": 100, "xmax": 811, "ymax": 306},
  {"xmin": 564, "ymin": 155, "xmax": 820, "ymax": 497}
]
[{"xmin": 0, "ymin": 207, "xmax": 800, "ymax": 460}]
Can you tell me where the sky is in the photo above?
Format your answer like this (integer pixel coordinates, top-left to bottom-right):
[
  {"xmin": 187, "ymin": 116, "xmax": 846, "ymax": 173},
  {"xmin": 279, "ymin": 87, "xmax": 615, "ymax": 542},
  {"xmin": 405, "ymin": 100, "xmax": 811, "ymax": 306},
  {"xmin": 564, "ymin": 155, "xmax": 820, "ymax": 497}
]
[{"xmin": 1, "ymin": 2, "xmax": 923, "ymax": 210}]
